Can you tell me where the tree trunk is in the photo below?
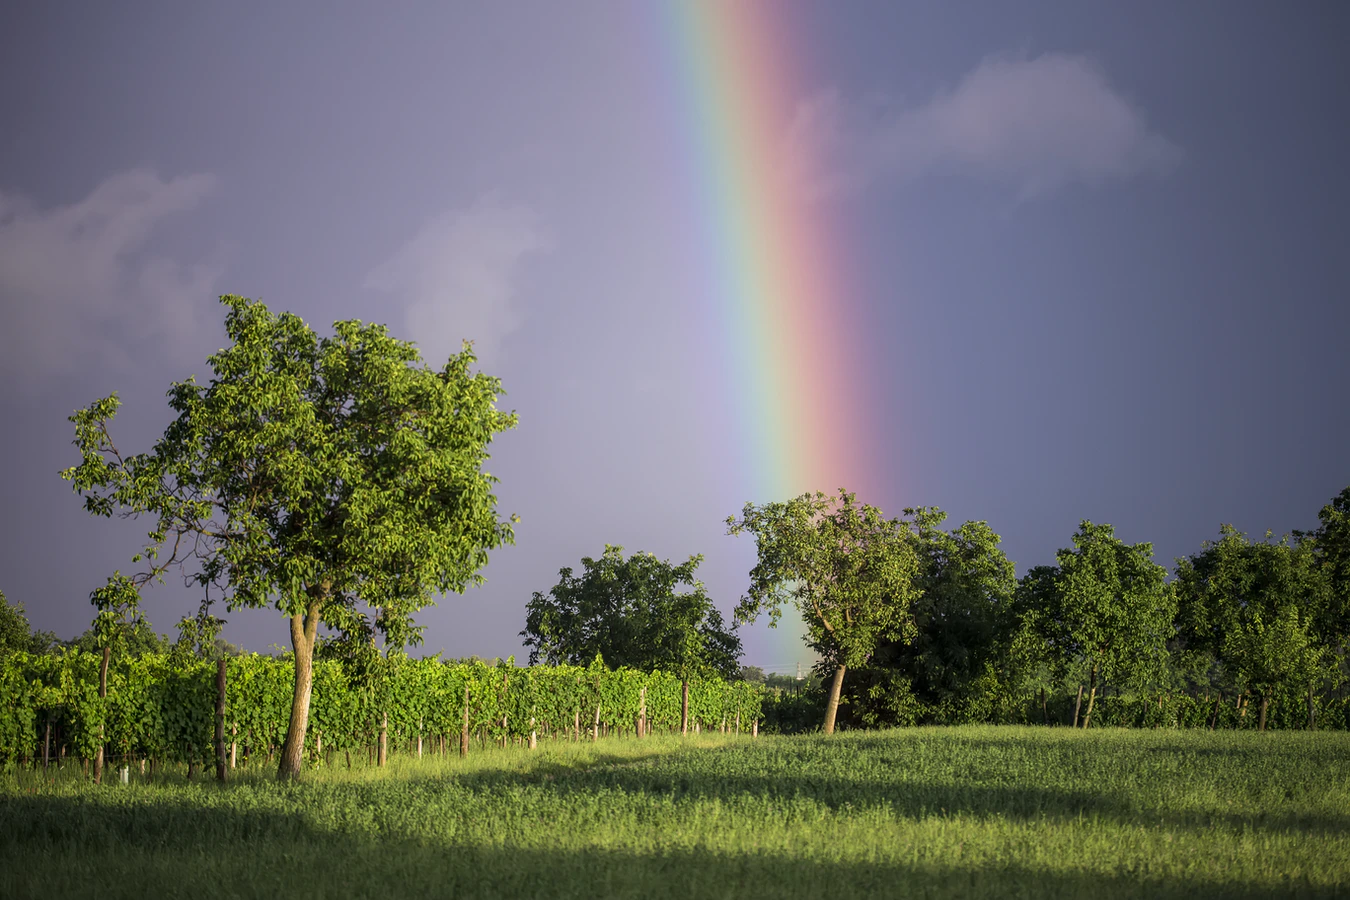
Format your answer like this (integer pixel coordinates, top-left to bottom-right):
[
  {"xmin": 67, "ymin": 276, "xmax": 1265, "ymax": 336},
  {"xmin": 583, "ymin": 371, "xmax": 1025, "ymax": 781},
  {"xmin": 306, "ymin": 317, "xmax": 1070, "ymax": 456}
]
[
  {"xmin": 277, "ymin": 599, "xmax": 321, "ymax": 780},
  {"xmin": 1258, "ymin": 693, "xmax": 1270, "ymax": 732},
  {"xmin": 1072, "ymin": 684, "xmax": 1084, "ymax": 729},
  {"xmin": 680, "ymin": 680, "xmax": 690, "ymax": 736},
  {"xmin": 823, "ymin": 664, "xmax": 847, "ymax": 735},
  {"xmin": 1082, "ymin": 666, "xmax": 1098, "ymax": 730},
  {"xmin": 94, "ymin": 646, "xmax": 110, "ymax": 785},
  {"xmin": 1210, "ymin": 693, "xmax": 1222, "ymax": 730}
]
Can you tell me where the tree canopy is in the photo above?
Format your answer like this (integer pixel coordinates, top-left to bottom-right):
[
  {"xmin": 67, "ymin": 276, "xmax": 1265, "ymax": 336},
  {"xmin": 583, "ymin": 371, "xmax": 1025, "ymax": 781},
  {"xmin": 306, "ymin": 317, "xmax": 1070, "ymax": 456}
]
[
  {"xmin": 849, "ymin": 509, "xmax": 1017, "ymax": 726},
  {"xmin": 1174, "ymin": 525, "xmax": 1334, "ymax": 730},
  {"xmin": 0, "ymin": 590, "xmax": 57, "ymax": 656},
  {"xmin": 62, "ymin": 295, "xmax": 517, "ymax": 777},
  {"xmin": 1014, "ymin": 521, "xmax": 1175, "ymax": 728},
  {"xmin": 522, "ymin": 545, "xmax": 742, "ymax": 680}
]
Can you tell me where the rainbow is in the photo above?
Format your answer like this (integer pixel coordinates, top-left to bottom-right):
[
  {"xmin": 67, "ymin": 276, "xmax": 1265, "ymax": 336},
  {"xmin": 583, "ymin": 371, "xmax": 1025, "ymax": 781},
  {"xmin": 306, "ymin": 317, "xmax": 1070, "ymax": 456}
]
[{"xmin": 650, "ymin": 1, "xmax": 883, "ymax": 669}]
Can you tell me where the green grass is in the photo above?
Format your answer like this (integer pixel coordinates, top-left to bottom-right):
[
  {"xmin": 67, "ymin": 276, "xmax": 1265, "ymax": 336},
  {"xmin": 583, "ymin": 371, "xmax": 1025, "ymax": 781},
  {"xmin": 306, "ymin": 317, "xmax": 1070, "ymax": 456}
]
[{"xmin": 3, "ymin": 727, "xmax": 1348, "ymax": 898}]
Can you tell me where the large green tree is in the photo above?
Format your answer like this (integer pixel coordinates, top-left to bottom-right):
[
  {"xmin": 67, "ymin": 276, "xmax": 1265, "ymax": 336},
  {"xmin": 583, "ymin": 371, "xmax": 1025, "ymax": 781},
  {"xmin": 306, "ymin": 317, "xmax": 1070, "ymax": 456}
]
[
  {"xmin": 851, "ymin": 509, "xmax": 1018, "ymax": 726},
  {"xmin": 727, "ymin": 489, "xmax": 919, "ymax": 734},
  {"xmin": 522, "ymin": 545, "xmax": 741, "ymax": 677},
  {"xmin": 63, "ymin": 295, "xmax": 517, "ymax": 778},
  {"xmin": 1016, "ymin": 521, "xmax": 1175, "ymax": 728},
  {"xmin": 1174, "ymin": 525, "xmax": 1333, "ymax": 730}
]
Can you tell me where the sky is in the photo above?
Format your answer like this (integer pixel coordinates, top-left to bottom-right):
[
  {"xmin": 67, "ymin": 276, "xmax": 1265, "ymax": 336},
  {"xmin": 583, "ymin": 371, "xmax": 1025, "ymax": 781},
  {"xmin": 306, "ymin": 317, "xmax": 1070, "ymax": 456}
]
[{"xmin": 2, "ymin": 1, "xmax": 1347, "ymax": 673}]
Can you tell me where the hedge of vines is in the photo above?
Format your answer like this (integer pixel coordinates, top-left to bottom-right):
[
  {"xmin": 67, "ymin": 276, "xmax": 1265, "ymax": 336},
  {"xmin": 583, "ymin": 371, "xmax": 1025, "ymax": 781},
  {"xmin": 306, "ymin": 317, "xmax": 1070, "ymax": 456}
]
[
  {"xmin": 765, "ymin": 677, "xmax": 1350, "ymax": 733},
  {"xmin": 0, "ymin": 651, "xmax": 764, "ymax": 769}
]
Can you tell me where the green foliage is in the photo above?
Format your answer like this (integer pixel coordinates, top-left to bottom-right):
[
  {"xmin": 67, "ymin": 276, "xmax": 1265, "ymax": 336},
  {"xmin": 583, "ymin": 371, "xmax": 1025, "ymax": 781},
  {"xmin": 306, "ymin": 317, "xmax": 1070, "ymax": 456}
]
[
  {"xmin": 1299, "ymin": 485, "xmax": 1350, "ymax": 649},
  {"xmin": 846, "ymin": 509, "xmax": 1018, "ymax": 727},
  {"xmin": 0, "ymin": 590, "xmax": 57, "ymax": 656},
  {"xmin": 64, "ymin": 621, "xmax": 169, "ymax": 657},
  {"xmin": 60, "ymin": 295, "xmax": 519, "ymax": 775},
  {"xmin": 728, "ymin": 489, "xmax": 920, "ymax": 672},
  {"xmin": 62, "ymin": 295, "xmax": 518, "ymax": 649},
  {"xmin": 1175, "ymin": 525, "xmax": 1335, "ymax": 704},
  {"xmin": 1014, "ymin": 522, "xmax": 1175, "ymax": 701},
  {"xmin": 522, "ymin": 545, "xmax": 742, "ymax": 679},
  {"xmin": 0, "ymin": 652, "xmax": 763, "ymax": 768}
]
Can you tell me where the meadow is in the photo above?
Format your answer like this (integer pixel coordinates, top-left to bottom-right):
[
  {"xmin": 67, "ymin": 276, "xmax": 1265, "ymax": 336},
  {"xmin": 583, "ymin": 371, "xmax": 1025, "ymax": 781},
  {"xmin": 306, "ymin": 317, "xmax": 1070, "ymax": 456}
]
[{"xmin": 2, "ymin": 726, "xmax": 1347, "ymax": 899}]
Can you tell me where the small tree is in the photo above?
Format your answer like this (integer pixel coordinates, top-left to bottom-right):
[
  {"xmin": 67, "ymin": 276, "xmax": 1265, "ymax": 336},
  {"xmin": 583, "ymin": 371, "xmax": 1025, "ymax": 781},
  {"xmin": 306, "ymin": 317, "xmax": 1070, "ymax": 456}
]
[
  {"xmin": 1017, "ymin": 521, "xmax": 1174, "ymax": 728},
  {"xmin": 727, "ymin": 489, "xmax": 919, "ymax": 734},
  {"xmin": 522, "ymin": 545, "xmax": 741, "ymax": 732},
  {"xmin": 63, "ymin": 296, "xmax": 517, "ymax": 779},
  {"xmin": 0, "ymin": 590, "xmax": 58, "ymax": 655}
]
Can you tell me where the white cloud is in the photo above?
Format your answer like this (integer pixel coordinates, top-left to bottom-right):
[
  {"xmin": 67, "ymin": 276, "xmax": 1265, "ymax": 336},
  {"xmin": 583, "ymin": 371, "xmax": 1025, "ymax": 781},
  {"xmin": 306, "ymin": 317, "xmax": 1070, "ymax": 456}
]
[
  {"xmin": 365, "ymin": 197, "xmax": 547, "ymax": 367},
  {"xmin": 786, "ymin": 52, "xmax": 1182, "ymax": 199},
  {"xmin": 0, "ymin": 169, "xmax": 220, "ymax": 381}
]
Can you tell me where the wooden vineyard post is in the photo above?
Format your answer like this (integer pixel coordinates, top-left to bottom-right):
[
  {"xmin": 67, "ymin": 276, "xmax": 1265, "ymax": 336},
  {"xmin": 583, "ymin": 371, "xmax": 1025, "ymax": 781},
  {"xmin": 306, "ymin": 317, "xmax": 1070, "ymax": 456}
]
[
  {"xmin": 681, "ymin": 680, "xmax": 689, "ymax": 736},
  {"xmin": 230, "ymin": 724, "xmax": 237, "ymax": 769},
  {"xmin": 215, "ymin": 658, "xmax": 227, "ymax": 783},
  {"xmin": 592, "ymin": 704, "xmax": 601, "ymax": 742},
  {"xmin": 735, "ymin": 710, "xmax": 741, "ymax": 734},
  {"xmin": 418, "ymin": 717, "xmax": 423, "ymax": 760},
  {"xmin": 378, "ymin": 710, "xmax": 388, "ymax": 767},
  {"xmin": 43, "ymin": 719, "xmax": 50, "ymax": 771},
  {"xmin": 574, "ymin": 709, "xmax": 580, "ymax": 742},
  {"xmin": 528, "ymin": 716, "xmax": 537, "ymax": 750},
  {"xmin": 460, "ymin": 684, "xmax": 470, "ymax": 758},
  {"xmin": 637, "ymin": 686, "xmax": 646, "ymax": 740},
  {"xmin": 752, "ymin": 719, "xmax": 758, "ymax": 738},
  {"xmin": 500, "ymin": 670, "xmax": 510, "ymax": 749}
]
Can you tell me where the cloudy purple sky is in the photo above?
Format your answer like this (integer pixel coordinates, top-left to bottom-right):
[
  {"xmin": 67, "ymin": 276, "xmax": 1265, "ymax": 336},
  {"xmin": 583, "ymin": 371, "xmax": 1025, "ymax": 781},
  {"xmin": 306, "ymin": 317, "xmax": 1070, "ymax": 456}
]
[{"xmin": 2, "ymin": 1, "xmax": 1347, "ymax": 671}]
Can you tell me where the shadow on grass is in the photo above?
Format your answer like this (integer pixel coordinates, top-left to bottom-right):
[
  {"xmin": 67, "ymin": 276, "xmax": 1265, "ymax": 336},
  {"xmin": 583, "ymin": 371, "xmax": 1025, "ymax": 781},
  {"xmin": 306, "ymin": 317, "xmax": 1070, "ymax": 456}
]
[
  {"xmin": 0, "ymin": 792, "xmax": 1333, "ymax": 900},
  {"xmin": 443, "ymin": 750, "xmax": 1350, "ymax": 837}
]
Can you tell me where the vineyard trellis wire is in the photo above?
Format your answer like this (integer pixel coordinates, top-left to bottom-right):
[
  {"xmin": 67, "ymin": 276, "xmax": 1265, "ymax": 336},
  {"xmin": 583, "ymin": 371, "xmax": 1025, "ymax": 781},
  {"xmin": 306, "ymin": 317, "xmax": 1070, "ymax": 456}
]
[{"xmin": 0, "ymin": 650, "xmax": 765, "ymax": 770}]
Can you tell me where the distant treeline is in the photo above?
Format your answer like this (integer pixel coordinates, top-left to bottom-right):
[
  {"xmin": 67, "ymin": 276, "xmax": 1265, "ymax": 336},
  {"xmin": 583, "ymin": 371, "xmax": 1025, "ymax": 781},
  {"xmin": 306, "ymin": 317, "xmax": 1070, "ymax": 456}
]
[{"xmin": 758, "ymin": 486, "xmax": 1350, "ymax": 733}]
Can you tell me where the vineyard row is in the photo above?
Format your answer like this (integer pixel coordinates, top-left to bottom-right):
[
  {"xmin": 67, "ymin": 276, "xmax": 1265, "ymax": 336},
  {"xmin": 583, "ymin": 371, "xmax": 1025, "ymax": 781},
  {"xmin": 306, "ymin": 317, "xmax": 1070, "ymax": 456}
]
[{"xmin": 0, "ymin": 650, "xmax": 765, "ymax": 769}]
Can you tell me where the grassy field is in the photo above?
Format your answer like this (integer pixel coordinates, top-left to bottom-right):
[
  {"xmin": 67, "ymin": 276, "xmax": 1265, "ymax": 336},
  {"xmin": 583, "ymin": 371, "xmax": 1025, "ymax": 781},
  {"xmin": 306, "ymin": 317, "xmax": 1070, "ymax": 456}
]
[{"xmin": 2, "ymin": 726, "xmax": 1348, "ymax": 899}]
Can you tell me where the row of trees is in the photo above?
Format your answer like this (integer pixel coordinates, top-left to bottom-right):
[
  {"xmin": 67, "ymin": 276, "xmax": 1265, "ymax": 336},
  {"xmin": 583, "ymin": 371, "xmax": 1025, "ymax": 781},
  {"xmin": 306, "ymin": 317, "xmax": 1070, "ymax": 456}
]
[
  {"xmin": 18, "ymin": 293, "xmax": 1346, "ymax": 789},
  {"xmin": 727, "ymin": 487, "xmax": 1350, "ymax": 733},
  {"xmin": 520, "ymin": 485, "xmax": 1348, "ymax": 735}
]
